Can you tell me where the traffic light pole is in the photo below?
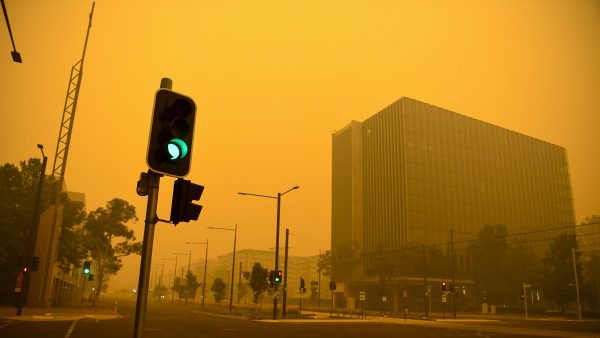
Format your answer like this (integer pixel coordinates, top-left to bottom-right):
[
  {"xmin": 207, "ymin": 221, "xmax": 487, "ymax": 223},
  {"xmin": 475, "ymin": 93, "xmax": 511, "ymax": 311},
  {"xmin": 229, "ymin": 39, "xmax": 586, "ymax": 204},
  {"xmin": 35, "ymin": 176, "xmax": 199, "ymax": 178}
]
[
  {"xmin": 273, "ymin": 193, "xmax": 281, "ymax": 320},
  {"xmin": 133, "ymin": 170, "xmax": 160, "ymax": 338},
  {"xmin": 282, "ymin": 228, "xmax": 289, "ymax": 317},
  {"xmin": 133, "ymin": 77, "xmax": 171, "ymax": 338}
]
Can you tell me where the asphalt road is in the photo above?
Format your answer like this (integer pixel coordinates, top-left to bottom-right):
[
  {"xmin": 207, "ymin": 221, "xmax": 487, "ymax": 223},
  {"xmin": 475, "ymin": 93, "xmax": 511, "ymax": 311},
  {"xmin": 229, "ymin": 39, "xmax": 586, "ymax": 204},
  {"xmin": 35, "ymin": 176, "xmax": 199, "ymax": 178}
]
[{"xmin": 1, "ymin": 298, "xmax": 599, "ymax": 338}]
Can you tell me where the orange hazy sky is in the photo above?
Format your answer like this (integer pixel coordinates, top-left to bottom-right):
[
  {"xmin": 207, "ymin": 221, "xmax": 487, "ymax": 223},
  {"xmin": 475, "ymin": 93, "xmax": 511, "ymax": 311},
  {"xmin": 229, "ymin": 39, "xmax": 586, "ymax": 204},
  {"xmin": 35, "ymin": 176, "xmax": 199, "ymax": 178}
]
[{"xmin": 1, "ymin": 0, "xmax": 599, "ymax": 289}]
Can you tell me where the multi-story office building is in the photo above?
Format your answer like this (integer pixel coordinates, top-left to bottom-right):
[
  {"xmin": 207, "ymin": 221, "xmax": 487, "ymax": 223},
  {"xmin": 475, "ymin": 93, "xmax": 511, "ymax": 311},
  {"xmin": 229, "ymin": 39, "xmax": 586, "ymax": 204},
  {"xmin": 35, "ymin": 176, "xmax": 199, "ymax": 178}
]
[{"xmin": 332, "ymin": 97, "xmax": 576, "ymax": 297}]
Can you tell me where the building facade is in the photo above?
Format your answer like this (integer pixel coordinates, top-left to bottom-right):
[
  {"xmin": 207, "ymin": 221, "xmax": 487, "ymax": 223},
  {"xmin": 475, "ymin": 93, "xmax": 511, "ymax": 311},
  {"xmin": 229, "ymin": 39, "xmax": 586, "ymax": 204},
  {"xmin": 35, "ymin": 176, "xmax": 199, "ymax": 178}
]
[{"xmin": 331, "ymin": 97, "xmax": 576, "ymax": 307}]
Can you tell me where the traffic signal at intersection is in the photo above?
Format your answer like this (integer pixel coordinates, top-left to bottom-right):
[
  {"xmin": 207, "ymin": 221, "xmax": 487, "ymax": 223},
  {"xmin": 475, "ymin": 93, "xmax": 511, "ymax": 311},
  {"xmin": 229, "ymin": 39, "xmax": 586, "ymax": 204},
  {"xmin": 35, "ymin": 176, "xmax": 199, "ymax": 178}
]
[
  {"xmin": 268, "ymin": 270, "xmax": 275, "ymax": 288},
  {"xmin": 441, "ymin": 281, "xmax": 447, "ymax": 292},
  {"xmin": 275, "ymin": 270, "xmax": 283, "ymax": 284},
  {"xmin": 170, "ymin": 178, "xmax": 204, "ymax": 224},
  {"xmin": 147, "ymin": 89, "xmax": 197, "ymax": 177},
  {"xmin": 83, "ymin": 261, "xmax": 91, "ymax": 275}
]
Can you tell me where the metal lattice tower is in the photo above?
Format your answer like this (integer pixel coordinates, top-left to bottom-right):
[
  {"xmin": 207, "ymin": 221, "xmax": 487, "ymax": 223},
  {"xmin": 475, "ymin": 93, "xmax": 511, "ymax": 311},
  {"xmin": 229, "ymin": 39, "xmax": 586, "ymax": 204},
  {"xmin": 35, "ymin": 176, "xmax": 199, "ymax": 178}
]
[{"xmin": 38, "ymin": 2, "xmax": 95, "ymax": 304}]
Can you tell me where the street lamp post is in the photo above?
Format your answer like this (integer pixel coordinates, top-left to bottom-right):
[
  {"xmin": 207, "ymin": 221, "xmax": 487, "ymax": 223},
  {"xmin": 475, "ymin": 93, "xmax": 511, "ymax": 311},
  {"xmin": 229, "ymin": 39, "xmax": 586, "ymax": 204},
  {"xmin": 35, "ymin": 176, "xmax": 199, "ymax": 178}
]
[
  {"xmin": 208, "ymin": 225, "xmax": 237, "ymax": 314},
  {"xmin": 238, "ymin": 186, "xmax": 299, "ymax": 320},
  {"xmin": 172, "ymin": 256, "xmax": 178, "ymax": 303},
  {"xmin": 161, "ymin": 258, "xmax": 175, "ymax": 302},
  {"xmin": 17, "ymin": 144, "xmax": 47, "ymax": 316},
  {"xmin": 186, "ymin": 240, "xmax": 208, "ymax": 309},
  {"xmin": 173, "ymin": 252, "xmax": 192, "ymax": 302}
]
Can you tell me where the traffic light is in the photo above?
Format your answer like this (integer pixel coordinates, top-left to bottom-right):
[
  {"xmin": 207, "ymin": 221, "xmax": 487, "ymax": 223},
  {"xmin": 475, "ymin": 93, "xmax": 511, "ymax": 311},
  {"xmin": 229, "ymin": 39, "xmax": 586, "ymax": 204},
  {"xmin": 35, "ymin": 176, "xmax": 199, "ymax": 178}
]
[
  {"xmin": 31, "ymin": 256, "xmax": 40, "ymax": 271},
  {"xmin": 275, "ymin": 270, "xmax": 283, "ymax": 284},
  {"xmin": 300, "ymin": 277, "xmax": 305, "ymax": 289},
  {"xmin": 88, "ymin": 274, "xmax": 94, "ymax": 281},
  {"xmin": 147, "ymin": 89, "xmax": 197, "ymax": 177},
  {"xmin": 268, "ymin": 270, "xmax": 275, "ymax": 288},
  {"xmin": 83, "ymin": 261, "xmax": 91, "ymax": 275},
  {"xmin": 329, "ymin": 281, "xmax": 336, "ymax": 291},
  {"xmin": 170, "ymin": 178, "xmax": 204, "ymax": 224},
  {"xmin": 441, "ymin": 281, "xmax": 447, "ymax": 292}
]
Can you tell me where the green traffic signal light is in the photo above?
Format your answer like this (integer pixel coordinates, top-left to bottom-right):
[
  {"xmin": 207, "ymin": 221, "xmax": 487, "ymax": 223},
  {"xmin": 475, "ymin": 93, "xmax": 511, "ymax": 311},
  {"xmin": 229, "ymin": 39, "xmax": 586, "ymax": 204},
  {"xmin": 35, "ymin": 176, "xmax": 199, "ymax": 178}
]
[
  {"xmin": 146, "ymin": 89, "xmax": 196, "ymax": 177},
  {"xmin": 168, "ymin": 138, "xmax": 188, "ymax": 160},
  {"xmin": 83, "ymin": 261, "xmax": 91, "ymax": 275}
]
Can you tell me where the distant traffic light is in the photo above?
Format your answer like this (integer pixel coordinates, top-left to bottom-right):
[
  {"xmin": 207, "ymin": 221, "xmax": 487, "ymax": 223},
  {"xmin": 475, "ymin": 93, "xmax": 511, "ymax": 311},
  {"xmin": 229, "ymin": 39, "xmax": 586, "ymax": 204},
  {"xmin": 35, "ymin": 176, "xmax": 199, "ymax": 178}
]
[
  {"xmin": 329, "ymin": 281, "xmax": 336, "ymax": 291},
  {"xmin": 88, "ymin": 274, "xmax": 94, "ymax": 281},
  {"xmin": 170, "ymin": 178, "xmax": 204, "ymax": 224},
  {"xmin": 146, "ymin": 89, "xmax": 197, "ymax": 177},
  {"xmin": 300, "ymin": 277, "xmax": 305, "ymax": 290},
  {"xmin": 275, "ymin": 270, "xmax": 283, "ymax": 284},
  {"xmin": 83, "ymin": 261, "xmax": 91, "ymax": 275},
  {"xmin": 31, "ymin": 256, "xmax": 40, "ymax": 271},
  {"xmin": 441, "ymin": 281, "xmax": 447, "ymax": 292},
  {"xmin": 268, "ymin": 270, "xmax": 275, "ymax": 288}
]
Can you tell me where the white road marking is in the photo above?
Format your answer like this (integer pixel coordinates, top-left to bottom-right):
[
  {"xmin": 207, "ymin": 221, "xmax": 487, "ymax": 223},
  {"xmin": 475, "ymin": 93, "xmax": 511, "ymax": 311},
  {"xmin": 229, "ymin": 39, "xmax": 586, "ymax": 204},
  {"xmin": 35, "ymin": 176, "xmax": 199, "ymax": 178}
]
[{"xmin": 64, "ymin": 320, "xmax": 78, "ymax": 338}]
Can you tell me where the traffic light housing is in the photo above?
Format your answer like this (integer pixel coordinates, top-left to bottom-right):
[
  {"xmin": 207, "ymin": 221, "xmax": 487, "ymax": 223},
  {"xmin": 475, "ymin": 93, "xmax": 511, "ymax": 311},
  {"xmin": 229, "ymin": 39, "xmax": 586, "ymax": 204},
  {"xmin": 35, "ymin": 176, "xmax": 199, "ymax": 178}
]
[
  {"xmin": 170, "ymin": 178, "xmax": 204, "ymax": 224},
  {"xmin": 83, "ymin": 261, "xmax": 91, "ymax": 275},
  {"xmin": 88, "ymin": 274, "xmax": 94, "ymax": 281},
  {"xmin": 329, "ymin": 281, "xmax": 336, "ymax": 291},
  {"xmin": 300, "ymin": 277, "xmax": 305, "ymax": 289},
  {"xmin": 147, "ymin": 89, "xmax": 197, "ymax": 177},
  {"xmin": 31, "ymin": 256, "xmax": 40, "ymax": 271},
  {"xmin": 268, "ymin": 270, "xmax": 275, "ymax": 288},
  {"xmin": 275, "ymin": 270, "xmax": 282, "ymax": 284},
  {"xmin": 441, "ymin": 281, "xmax": 447, "ymax": 292}
]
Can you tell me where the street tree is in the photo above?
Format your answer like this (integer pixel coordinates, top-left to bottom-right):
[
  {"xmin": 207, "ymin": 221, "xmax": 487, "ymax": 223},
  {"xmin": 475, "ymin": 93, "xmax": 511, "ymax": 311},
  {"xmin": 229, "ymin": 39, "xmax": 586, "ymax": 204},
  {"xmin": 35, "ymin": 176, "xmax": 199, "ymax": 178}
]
[
  {"xmin": 468, "ymin": 224, "xmax": 511, "ymax": 305},
  {"xmin": 541, "ymin": 232, "xmax": 583, "ymax": 313},
  {"xmin": 0, "ymin": 158, "xmax": 60, "ymax": 301},
  {"xmin": 583, "ymin": 252, "xmax": 600, "ymax": 311},
  {"xmin": 81, "ymin": 198, "xmax": 141, "ymax": 305},
  {"xmin": 184, "ymin": 270, "xmax": 201, "ymax": 301},
  {"xmin": 249, "ymin": 262, "xmax": 268, "ymax": 303},
  {"xmin": 211, "ymin": 277, "xmax": 227, "ymax": 303},
  {"xmin": 318, "ymin": 250, "xmax": 331, "ymax": 277},
  {"xmin": 238, "ymin": 271, "xmax": 250, "ymax": 303},
  {"xmin": 57, "ymin": 198, "xmax": 87, "ymax": 272}
]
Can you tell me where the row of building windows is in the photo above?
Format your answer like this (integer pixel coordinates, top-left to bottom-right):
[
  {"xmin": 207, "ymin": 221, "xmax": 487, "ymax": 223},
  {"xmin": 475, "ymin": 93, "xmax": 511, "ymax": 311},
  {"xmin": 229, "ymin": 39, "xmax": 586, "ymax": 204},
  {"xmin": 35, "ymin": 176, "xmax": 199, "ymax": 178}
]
[
  {"xmin": 405, "ymin": 161, "xmax": 572, "ymax": 203},
  {"xmin": 402, "ymin": 130, "xmax": 569, "ymax": 178},
  {"xmin": 402, "ymin": 107, "xmax": 565, "ymax": 164}
]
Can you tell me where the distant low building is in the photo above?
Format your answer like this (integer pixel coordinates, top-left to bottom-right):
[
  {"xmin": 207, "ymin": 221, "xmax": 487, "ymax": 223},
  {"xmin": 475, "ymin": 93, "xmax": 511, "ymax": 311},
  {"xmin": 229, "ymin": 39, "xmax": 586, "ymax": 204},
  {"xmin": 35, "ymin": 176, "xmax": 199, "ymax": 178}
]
[{"xmin": 215, "ymin": 249, "xmax": 324, "ymax": 303}]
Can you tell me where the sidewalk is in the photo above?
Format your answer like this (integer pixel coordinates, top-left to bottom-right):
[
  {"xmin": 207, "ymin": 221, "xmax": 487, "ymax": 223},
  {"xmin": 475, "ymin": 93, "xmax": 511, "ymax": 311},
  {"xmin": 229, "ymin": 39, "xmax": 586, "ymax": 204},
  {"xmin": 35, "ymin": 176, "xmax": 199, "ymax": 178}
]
[{"xmin": 0, "ymin": 301, "xmax": 121, "ymax": 321}]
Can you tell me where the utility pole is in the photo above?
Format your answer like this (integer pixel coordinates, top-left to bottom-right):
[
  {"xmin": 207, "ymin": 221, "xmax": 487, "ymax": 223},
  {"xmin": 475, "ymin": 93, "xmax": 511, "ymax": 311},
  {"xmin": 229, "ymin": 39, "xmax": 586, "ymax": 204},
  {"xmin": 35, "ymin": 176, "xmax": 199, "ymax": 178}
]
[
  {"xmin": 202, "ymin": 240, "xmax": 208, "ymax": 309},
  {"xmin": 282, "ymin": 228, "xmax": 290, "ymax": 317},
  {"xmin": 238, "ymin": 261, "xmax": 242, "ymax": 304},
  {"xmin": 572, "ymin": 248, "xmax": 582, "ymax": 320}
]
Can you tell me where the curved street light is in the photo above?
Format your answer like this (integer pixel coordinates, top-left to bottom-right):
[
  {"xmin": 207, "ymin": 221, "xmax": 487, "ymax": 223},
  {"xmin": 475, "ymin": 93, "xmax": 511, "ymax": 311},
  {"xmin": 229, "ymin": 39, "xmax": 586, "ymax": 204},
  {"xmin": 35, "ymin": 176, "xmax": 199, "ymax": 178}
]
[
  {"xmin": 207, "ymin": 225, "xmax": 237, "ymax": 314},
  {"xmin": 186, "ymin": 241, "xmax": 208, "ymax": 309},
  {"xmin": 238, "ymin": 185, "xmax": 299, "ymax": 319}
]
